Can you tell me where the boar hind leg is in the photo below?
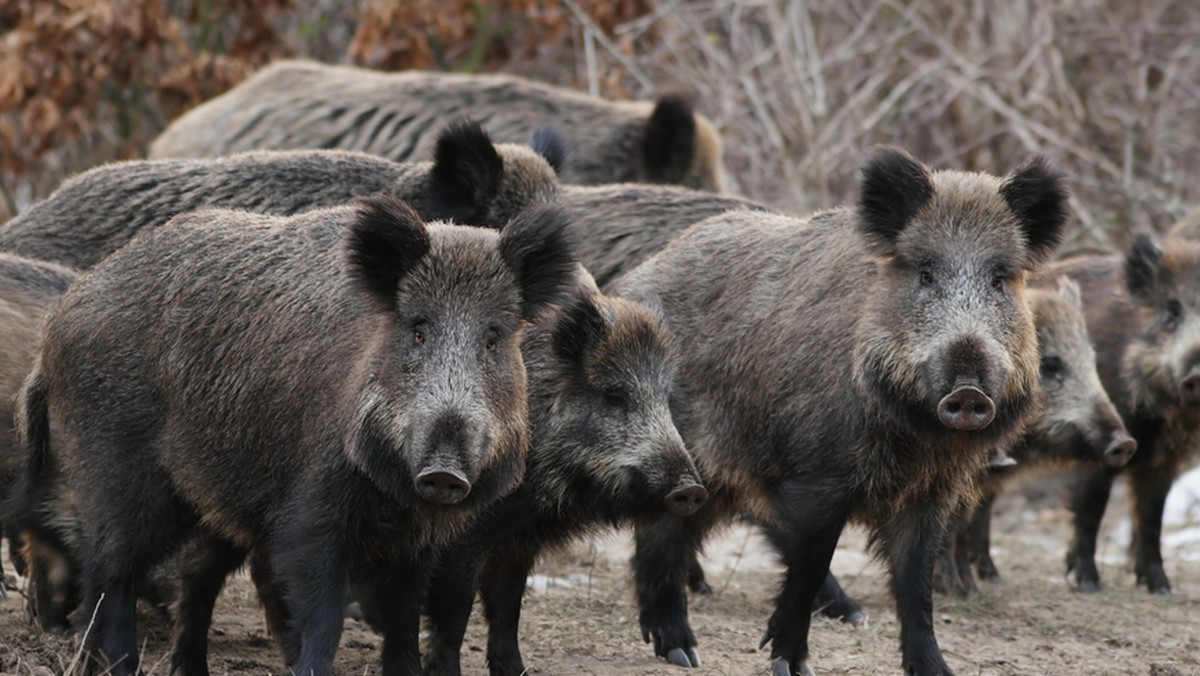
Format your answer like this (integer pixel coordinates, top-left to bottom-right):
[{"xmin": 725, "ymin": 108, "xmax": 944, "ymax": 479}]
[
  {"xmin": 79, "ymin": 570, "xmax": 140, "ymax": 676},
  {"xmin": 249, "ymin": 547, "xmax": 298, "ymax": 664},
  {"xmin": 353, "ymin": 553, "xmax": 434, "ymax": 676},
  {"xmin": 1066, "ymin": 464, "xmax": 1118, "ymax": 592},
  {"xmin": 760, "ymin": 516, "xmax": 845, "ymax": 676},
  {"xmin": 882, "ymin": 507, "xmax": 956, "ymax": 676},
  {"xmin": 480, "ymin": 548, "xmax": 537, "ymax": 676},
  {"xmin": 171, "ymin": 536, "xmax": 248, "ymax": 676},
  {"xmin": 1129, "ymin": 462, "xmax": 1176, "ymax": 595},
  {"xmin": 685, "ymin": 552, "xmax": 713, "ymax": 595},
  {"xmin": 422, "ymin": 552, "xmax": 484, "ymax": 676},
  {"xmin": 964, "ymin": 493, "xmax": 1000, "ymax": 583},
  {"xmin": 634, "ymin": 513, "xmax": 713, "ymax": 668}
]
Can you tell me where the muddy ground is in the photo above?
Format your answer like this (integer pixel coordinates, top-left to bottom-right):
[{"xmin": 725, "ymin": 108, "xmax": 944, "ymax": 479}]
[{"xmin": 1, "ymin": 476, "xmax": 1198, "ymax": 676}]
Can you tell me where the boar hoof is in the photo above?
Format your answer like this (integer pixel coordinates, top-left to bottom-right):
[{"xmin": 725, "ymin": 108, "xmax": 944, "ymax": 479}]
[
  {"xmin": 840, "ymin": 609, "xmax": 867, "ymax": 625},
  {"xmin": 1074, "ymin": 578, "xmax": 1102, "ymax": 594},
  {"xmin": 666, "ymin": 647, "xmax": 700, "ymax": 668},
  {"xmin": 771, "ymin": 657, "xmax": 814, "ymax": 676},
  {"xmin": 686, "ymin": 578, "xmax": 713, "ymax": 595},
  {"xmin": 344, "ymin": 602, "xmax": 365, "ymax": 622}
]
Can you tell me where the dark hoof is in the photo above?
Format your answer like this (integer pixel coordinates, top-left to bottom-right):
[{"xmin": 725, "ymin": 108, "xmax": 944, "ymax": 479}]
[
  {"xmin": 771, "ymin": 657, "xmax": 814, "ymax": 676},
  {"xmin": 1149, "ymin": 584, "xmax": 1175, "ymax": 597},
  {"xmin": 345, "ymin": 602, "xmax": 365, "ymax": 622},
  {"xmin": 666, "ymin": 647, "xmax": 700, "ymax": 668},
  {"xmin": 979, "ymin": 574, "xmax": 1003, "ymax": 585},
  {"xmin": 687, "ymin": 578, "xmax": 714, "ymax": 595},
  {"xmin": 1075, "ymin": 579, "xmax": 1102, "ymax": 593},
  {"xmin": 841, "ymin": 610, "xmax": 867, "ymax": 625}
]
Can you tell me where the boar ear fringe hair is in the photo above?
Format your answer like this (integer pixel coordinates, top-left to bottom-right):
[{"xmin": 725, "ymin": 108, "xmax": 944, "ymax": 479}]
[{"xmin": 345, "ymin": 195, "xmax": 431, "ymax": 309}]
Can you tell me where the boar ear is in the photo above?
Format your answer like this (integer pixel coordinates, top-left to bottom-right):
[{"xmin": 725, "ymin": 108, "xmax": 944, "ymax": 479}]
[
  {"xmin": 633, "ymin": 290, "xmax": 667, "ymax": 323},
  {"xmin": 499, "ymin": 204, "xmax": 580, "ymax": 321},
  {"xmin": 1000, "ymin": 155, "xmax": 1070, "ymax": 265},
  {"xmin": 1056, "ymin": 275, "xmax": 1083, "ymax": 310},
  {"xmin": 345, "ymin": 195, "xmax": 431, "ymax": 309},
  {"xmin": 552, "ymin": 292, "xmax": 610, "ymax": 365},
  {"xmin": 856, "ymin": 146, "xmax": 934, "ymax": 256},
  {"xmin": 1125, "ymin": 233, "xmax": 1163, "ymax": 304},
  {"xmin": 531, "ymin": 126, "xmax": 570, "ymax": 176},
  {"xmin": 427, "ymin": 119, "xmax": 504, "ymax": 225},
  {"xmin": 642, "ymin": 94, "xmax": 697, "ymax": 185}
]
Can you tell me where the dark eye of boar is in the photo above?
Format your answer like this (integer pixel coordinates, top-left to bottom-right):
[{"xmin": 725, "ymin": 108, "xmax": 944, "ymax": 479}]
[
  {"xmin": 413, "ymin": 323, "xmax": 428, "ymax": 344},
  {"xmin": 920, "ymin": 271, "xmax": 934, "ymax": 286},
  {"xmin": 1164, "ymin": 300, "xmax": 1183, "ymax": 330},
  {"xmin": 1040, "ymin": 355, "xmax": 1065, "ymax": 383},
  {"xmin": 484, "ymin": 331, "xmax": 499, "ymax": 351},
  {"xmin": 601, "ymin": 388, "xmax": 631, "ymax": 412},
  {"xmin": 991, "ymin": 276, "xmax": 1004, "ymax": 290}
]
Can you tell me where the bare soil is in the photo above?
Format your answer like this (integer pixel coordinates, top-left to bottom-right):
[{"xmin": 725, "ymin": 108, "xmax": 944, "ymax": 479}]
[{"xmin": 2, "ymin": 479, "xmax": 1197, "ymax": 676}]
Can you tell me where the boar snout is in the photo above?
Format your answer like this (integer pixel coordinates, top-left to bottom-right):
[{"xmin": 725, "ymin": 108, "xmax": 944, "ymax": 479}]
[
  {"xmin": 937, "ymin": 381, "xmax": 996, "ymax": 431},
  {"xmin": 664, "ymin": 482, "xmax": 707, "ymax": 517},
  {"xmin": 415, "ymin": 466, "xmax": 472, "ymax": 504},
  {"xmin": 1179, "ymin": 366, "xmax": 1200, "ymax": 405},
  {"xmin": 1103, "ymin": 435, "xmax": 1137, "ymax": 468}
]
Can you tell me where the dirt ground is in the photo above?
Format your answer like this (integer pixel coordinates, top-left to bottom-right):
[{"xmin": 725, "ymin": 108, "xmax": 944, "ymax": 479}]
[{"xmin": 1, "ymin": 477, "xmax": 1197, "ymax": 676}]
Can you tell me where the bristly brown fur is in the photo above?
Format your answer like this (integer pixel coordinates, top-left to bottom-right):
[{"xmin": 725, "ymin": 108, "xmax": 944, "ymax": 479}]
[
  {"xmin": 147, "ymin": 60, "xmax": 729, "ymax": 193},
  {"xmin": 0, "ymin": 120, "xmax": 559, "ymax": 270}
]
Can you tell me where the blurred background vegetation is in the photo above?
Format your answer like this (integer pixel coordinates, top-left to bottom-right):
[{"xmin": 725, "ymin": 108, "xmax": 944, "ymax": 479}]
[{"xmin": 3, "ymin": 0, "xmax": 1198, "ymax": 256}]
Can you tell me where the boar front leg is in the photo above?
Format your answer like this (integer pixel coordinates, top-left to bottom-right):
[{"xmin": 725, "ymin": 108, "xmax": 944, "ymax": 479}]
[
  {"xmin": 480, "ymin": 547, "xmax": 537, "ymax": 676},
  {"xmin": 882, "ymin": 505, "xmax": 956, "ymax": 676},
  {"xmin": 633, "ymin": 512, "xmax": 713, "ymax": 668}
]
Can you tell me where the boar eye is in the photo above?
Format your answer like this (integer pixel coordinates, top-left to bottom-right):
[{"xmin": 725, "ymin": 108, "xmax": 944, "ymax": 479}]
[
  {"xmin": 413, "ymin": 323, "xmax": 428, "ymax": 344},
  {"xmin": 1165, "ymin": 300, "xmax": 1183, "ymax": 329},
  {"xmin": 920, "ymin": 271, "xmax": 934, "ymax": 286},
  {"xmin": 602, "ymin": 389, "xmax": 630, "ymax": 411},
  {"xmin": 991, "ymin": 276, "xmax": 1004, "ymax": 290},
  {"xmin": 1040, "ymin": 356, "xmax": 1065, "ymax": 382}
]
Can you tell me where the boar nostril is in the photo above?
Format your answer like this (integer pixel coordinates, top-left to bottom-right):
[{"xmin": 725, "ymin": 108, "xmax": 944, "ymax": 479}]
[
  {"xmin": 664, "ymin": 483, "xmax": 708, "ymax": 517},
  {"xmin": 937, "ymin": 385, "xmax": 996, "ymax": 431},
  {"xmin": 415, "ymin": 467, "xmax": 472, "ymax": 504},
  {"xmin": 1102, "ymin": 436, "xmax": 1137, "ymax": 468},
  {"xmin": 1180, "ymin": 373, "xmax": 1200, "ymax": 405}
]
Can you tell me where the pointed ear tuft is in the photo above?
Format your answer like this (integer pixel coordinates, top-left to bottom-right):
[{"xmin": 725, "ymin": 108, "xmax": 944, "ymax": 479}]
[
  {"xmin": 856, "ymin": 146, "xmax": 934, "ymax": 256},
  {"xmin": 552, "ymin": 292, "xmax": 610, "ymax": 366},
  {"xmin": 642, "ymin": 95, "xmax": 697, "ymax": 185},
  {"xmin": 1000, "ymin": 155, "xmax": 1070, "ymax": 265},
  {"xmin": 345, "ymin": 195, "xmax": 431, "ymax": 309},
  {"xmin": 530, "ymin": 126, "xmax": 570, "ymax": 176},
  {"xmin": 1125, "ymin": 233, "xmax": 1163, "ymax": 304},
  {"xmin": 427, "ymin": 119, "xmax": 504, "ymax": 224},
  {"xmin": 498, "ymin": 204, "xmax": 579, "ymax": 320}
]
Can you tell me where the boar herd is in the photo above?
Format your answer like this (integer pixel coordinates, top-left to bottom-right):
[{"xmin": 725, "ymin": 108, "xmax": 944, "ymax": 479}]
[{"xmin": 0, "ymin": 58, "xmax": 1196, "ymax": 676}]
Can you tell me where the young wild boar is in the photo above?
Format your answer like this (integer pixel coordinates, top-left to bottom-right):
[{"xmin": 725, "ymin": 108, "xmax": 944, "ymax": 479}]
[
  {"xmin": 612, "ymin": 147, "xmax": 1069, "ymax": 676},
  {"xmin": 3, "ymin": 196, "xmax": 577, "ymax": 675},
  {"xmin": 147, "ymin": 59, "xmax": 729, "ymax": 192},
  {"xmin": 1046, "ymin": 231, "xmax": 1200, "ymax": 594},
  {"xmin": 412, "ymin": 291, "xmax": 706, "ymax": 676},
  {"xmin": 0, "ymin": 120, "xmax": 562, "ymax": 270},
  {"xmin": 0, "ymin": 253, "xmax": 76, "ymax": 602},
  {"xmin": 932, "ymin": 276, "xmax": 1137, "ymax": 597}
]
